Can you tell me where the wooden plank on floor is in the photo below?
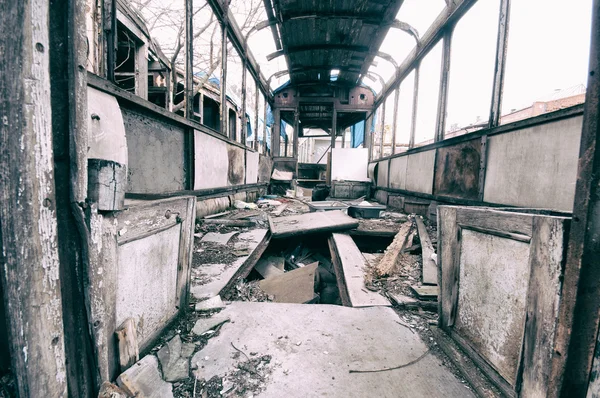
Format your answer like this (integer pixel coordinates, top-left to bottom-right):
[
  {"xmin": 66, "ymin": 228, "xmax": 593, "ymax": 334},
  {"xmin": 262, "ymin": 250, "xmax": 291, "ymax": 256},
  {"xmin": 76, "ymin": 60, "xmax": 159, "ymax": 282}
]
[
  {"xmin": 259, "ymin": 263, "xmax": 318, "ymax": 303},
  {"xmin": 269, "ymin": 210, "xmax": 359, "ymax": 238},
  {"xmin": 374, "ymin": 221, "xmax": 413, "ymax": 277},
  {"xmin": 330, "ymin": 233, "xmax": 390, "ymax": 308},
  {"xmin": 416, "ymin": 216, "xmax": 438, "ymax": 285},
  {"xmin": 411, "ymin": 285, "xmax": 439, "ymax": 300}
]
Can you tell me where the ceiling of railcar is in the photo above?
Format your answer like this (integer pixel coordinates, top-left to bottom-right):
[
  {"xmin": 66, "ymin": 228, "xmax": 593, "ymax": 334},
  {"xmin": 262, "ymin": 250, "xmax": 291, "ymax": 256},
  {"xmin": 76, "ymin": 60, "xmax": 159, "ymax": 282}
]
[{"xmin": 271, "ymin": 0, "xmax": 404, "ymax": 87}]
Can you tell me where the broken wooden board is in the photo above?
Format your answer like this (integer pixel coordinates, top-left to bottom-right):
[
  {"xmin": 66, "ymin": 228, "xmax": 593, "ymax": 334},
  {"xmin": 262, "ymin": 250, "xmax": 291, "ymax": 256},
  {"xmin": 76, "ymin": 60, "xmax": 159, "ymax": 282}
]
[
  {"xmin": 201, "ymin": 231, "xmax": 238, "ymax": 245},
  {"xmin": 202, "ymin": 219, "xmax": 255, "ymax": 227},
  {"xmin": 259, "ymin": 263, "xmax": 318, "ymax": 303},
  {"xmin": 117, "ymin": 355, "xmax": 173, "ymax": 398},
  {"xmin": 190, "ymin": 229, "xmax": 269, "ymax": 300},
  {"xmin": 411, "ymin": 285, "xmax": 439, "ymax": 300},
  {"xmin": 416, "ymin": 216, "xmax": 437, "ymax": 285},
  {"xmin": 272, "ymin": 203, "xmax": 288, "ymax": 216},
  {"xmin": 374, "ymin": 221, "xmax": 413, "ymax": 277},
  {"xmin": 330, "ymin": 233, "xmax": 390, "ymax": 308},
  {"xmin": 269, "ymin": 210, "xmax": 359, "ymax": 238},
  {"xmin": 388, "ymin": 293, "xmax": 438, "ymax": 312},
  {"xmin": 254, "ymin": 258, "xmax": 285, "ymax": 279},
  {"xmin": 116, "ymin": 318, "xmax": 140, "ymax": 373}
]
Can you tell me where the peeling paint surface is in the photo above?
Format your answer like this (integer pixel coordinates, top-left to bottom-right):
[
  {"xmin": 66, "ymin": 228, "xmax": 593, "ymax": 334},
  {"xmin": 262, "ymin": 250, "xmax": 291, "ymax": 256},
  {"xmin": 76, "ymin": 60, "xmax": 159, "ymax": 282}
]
[{"xmin": 455, "ymin": 230, "xmax": 530, "ymax": 385}]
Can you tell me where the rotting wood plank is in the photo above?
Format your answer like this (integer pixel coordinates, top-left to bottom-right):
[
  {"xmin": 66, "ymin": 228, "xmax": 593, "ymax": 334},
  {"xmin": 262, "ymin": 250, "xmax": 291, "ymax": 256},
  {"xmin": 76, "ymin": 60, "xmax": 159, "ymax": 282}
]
[
  {"xmin": 218, "ymin": 231, "xmax": 271, "ymax": 297},
  {"xmin": 116, "ymin": 318, "xmax": 140, "ymax": 373},
  {"xmin": 328, "ymin": 237, "xmax": 352, "ymax": 307},
  {"xmin": 330, "ymin": 233, "xmax": 390, "ymax": 308},
  {"xmin": 202, "ymin": 219, "xmax": 255, "ymax": 227},
  {"xmin": 438, "ymin": 206, "xmax": 460, "ymax": 328},
  {"xmin": 259, "ymin": 263, "xmax": 318, "ymax": 304},
  {"xmin": 0, "ymin": 0, "xmax": 69, "ymax": 395},
  {"xmin": 518, "ymin": 216, "xmax": 569, "ymax": 397},
  {"xmin": 411, "ymin": 285, "xmax": 439, "ymax": 301},
  {"xmin": 374, "ymin": 221, "xmax": 413, "ymax": 277},
  {"xmin": 416, "ymin": 216, "xmax": 437, "ymax": 285},
  {"xmin": 269, "ymin": 210, "xmax": 359, "ymax": 238},
  {"xmin": 430, "ymin": 327, "xmax": 502, "ymax": 398}
]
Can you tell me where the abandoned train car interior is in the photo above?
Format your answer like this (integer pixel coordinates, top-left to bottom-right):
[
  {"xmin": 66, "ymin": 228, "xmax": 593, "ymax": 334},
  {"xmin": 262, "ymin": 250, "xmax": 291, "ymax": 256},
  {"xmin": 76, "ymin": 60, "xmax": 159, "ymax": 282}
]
[{"xmin": 1, "ymin": 0, "xmax": 600, "ymax": 397}]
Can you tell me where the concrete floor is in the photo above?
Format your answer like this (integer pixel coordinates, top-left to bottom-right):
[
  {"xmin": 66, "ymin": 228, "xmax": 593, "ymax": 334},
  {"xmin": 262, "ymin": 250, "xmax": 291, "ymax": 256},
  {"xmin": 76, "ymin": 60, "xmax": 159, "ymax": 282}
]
[{"xmin": 191, "ymin": 302, "xmax": 475, "ymax": 397}]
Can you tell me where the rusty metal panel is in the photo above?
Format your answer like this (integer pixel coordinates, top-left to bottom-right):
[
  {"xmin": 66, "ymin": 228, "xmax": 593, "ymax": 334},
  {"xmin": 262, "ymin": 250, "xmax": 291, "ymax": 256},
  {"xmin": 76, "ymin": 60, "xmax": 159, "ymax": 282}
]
[{"xmin": 434, "ymin": 139, "xmax": 481, "ymax": 199}]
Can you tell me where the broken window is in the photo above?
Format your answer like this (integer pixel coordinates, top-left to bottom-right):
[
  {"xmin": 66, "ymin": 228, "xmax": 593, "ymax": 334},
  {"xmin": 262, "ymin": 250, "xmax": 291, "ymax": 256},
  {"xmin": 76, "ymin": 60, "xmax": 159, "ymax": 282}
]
[
  {"xmin": 115, "ymin": 22, "xmax": 142, "ymax": 93},
  {"xmin": 414, "ymin": 41, "xmax": 443, "ymax": 146},
  {"xmin": 246, "ymin": 69, "xmax": 257, "ymax": 148},
  {"xmin": 257, "ymin": 91, "xmax": 267, "ymax": 153},
  {"xmin": 501, "ymin": 0, "xmax": 593, "ymax": 122},
  {"xmin": 445, "ymin": 0, "xmax": 500, "ymax": 135}
]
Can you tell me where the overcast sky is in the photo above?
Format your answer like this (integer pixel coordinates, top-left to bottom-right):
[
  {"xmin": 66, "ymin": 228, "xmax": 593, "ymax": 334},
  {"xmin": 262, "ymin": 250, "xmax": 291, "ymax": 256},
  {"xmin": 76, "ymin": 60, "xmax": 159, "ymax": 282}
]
[{"xmin": 141, "ymin": 0, "xmax": 594, "ymax": 143}]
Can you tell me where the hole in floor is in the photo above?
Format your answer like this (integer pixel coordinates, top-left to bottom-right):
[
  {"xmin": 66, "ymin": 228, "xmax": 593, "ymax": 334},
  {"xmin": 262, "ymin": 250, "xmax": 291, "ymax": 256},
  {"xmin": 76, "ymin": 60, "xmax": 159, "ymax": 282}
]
[{"xmin": 226, "ymin": 233, "xmax": 393, "ymax": 306}]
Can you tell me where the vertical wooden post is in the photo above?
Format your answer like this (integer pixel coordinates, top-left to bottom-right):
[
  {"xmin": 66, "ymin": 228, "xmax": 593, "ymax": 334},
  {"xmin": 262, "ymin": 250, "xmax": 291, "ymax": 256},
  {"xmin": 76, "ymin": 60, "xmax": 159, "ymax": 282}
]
[
  {"xmin": 391, "ymin": 87, "xmax": 400, "ymax": 154},
  {"xmin": 331, "ymin": 109, "xmax": 337, "ymax": 149},
  {"xmin": 489, "ymin": 0, "xmax": 511, "ymax": 127},
  {"xmin": 103, "ymin": 0, "xmax": 117, "ymax": 81},
  {"xmin": 552, "ymin": 1, "xmax": 600, "ymax": 396},
  {"xmin": 365, "ymin": 114, "xmax": 372, "ymax": 161},
  {"xmin": 254, "ymin": 87, "xmax": 260, "ymax": 151},
  {"xmin": 0, "ymin": 1, "xmax": 69, "ymax": 396},
  {"xmin": 263, "ymin": 97, "xmax": 268, "ymax": 154},
  {"xmin": 409, "ymin": 64, "xmax": 420, "ymax": 149},
  {"xmin": 220, "ymin": 12, "xmax": 228, "ymax": 136},
  {"xmin": 435, "ymin": 30, "xmax": 452, "ymax": 142},
  {"xmin": 241, "ymin": 64, "xmax": 248, "ymax": 146},
  {"xmin": 379, "ymin": 99, "xmax": 386, "ymax": 158},
  {"xmin": 273, "ymin": 108, "xmax": 281, "ymax": 156},
  {"xmin": 184, "ymin": 0, "xmax": 193, "ymax": 119},
  {"xmin": 293, "ymin": 109, "xmax": 300, "ymax": 159}
]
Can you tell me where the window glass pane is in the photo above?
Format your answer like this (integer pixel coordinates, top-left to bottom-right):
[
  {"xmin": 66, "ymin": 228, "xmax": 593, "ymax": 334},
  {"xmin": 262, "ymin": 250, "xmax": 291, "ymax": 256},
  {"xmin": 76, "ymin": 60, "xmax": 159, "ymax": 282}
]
[
  {"xmin": 397, "ymin": 0, "xmax": 446, "ymax": 38},
  {"xmin": 395, "ymin": 71, "xmax": 415, "ymax": 151},
  {"xmin": 414, "ymin": 41, "xmax": 442, "ymax": 146},
  {"xmin": 446, "ymin": 0, "xmax": 500, "ymax": 136},
  {"xmin": 501, "ymin": 0, "xmax": 592, "ymax": 123}
]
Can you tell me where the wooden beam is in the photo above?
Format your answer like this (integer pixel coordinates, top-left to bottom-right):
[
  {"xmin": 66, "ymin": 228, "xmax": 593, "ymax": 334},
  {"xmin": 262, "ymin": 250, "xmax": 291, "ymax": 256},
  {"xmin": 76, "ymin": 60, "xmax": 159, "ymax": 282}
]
[
  {"xmin": 553, "ymin": 0, "xmax": 600, "ymax": 395},
  {"xmin": 0, "ymin": 0, "xmax": 68, "ymax": 396},
  {"xmin": 409, "ymin": 65, "xmax": 420, "ymax": 149},
  {"xmin": 267, "ymin": 44, "xmax": 371, "ymax": 61},
  {"xmin": 435, "ymin": 30, "xmax": 453, "ymax": 142},
  {"xmin": 488, "ymin": 0, "xmax": 511, "ymax": 128},
  {"xmin": 184, "ymin": 0, "xmax": 193, "ymax": 119},
  {"xmin": 220, "ymin": 18, "xmax": 228, "ymax": 137},
  {"xmin": 391, "ymin": 87, "xmax": 400, "ymax": 154}
]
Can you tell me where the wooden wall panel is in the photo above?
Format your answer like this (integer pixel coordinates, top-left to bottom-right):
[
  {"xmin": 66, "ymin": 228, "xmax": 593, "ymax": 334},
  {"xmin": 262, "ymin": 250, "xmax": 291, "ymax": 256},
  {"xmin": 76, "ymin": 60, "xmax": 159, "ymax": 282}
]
[{"xmin": 434, "ymin": 139, "xmax": 481, "ymax": 199}]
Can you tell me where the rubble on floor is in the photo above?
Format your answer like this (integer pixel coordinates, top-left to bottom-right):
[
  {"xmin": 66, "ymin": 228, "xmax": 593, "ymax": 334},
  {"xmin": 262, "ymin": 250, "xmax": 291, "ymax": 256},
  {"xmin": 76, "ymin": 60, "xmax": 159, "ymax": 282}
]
[{"xmin": 109, "ymin": 194, "xmax": 464, "ymax": 398}]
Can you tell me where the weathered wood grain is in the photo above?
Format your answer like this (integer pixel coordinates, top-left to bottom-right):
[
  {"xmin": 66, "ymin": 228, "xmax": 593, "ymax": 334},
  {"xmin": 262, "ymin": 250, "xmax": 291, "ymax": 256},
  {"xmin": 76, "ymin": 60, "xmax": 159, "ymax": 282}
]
[
  {"xmin": 116, "ymin": 318, "xmax": 140, "ymax": 373},
  {"xmin": 330, "ymin": 233, "xmax": 390, "ymax": 307},
  {"xmin": 519, "ymin": 216, "xmax": 569, "ymax": 396},
  {"xmin": 374, "ymin": 221, "xmax": 413, "ymax": 277},
  {"xmin": 437, "ymin": 206, "xmax": 459, "ymax": 328},
  {"xmin": 415, "ymin": 216, "xmax": 437, "ymax": 285},
  {"xmin": 0, "ymin": 0, "xmax": 68, "ymax": 395},
  {"xmin": 269, "ymin": 210, "xmax": 359, "ymax": 238}
]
